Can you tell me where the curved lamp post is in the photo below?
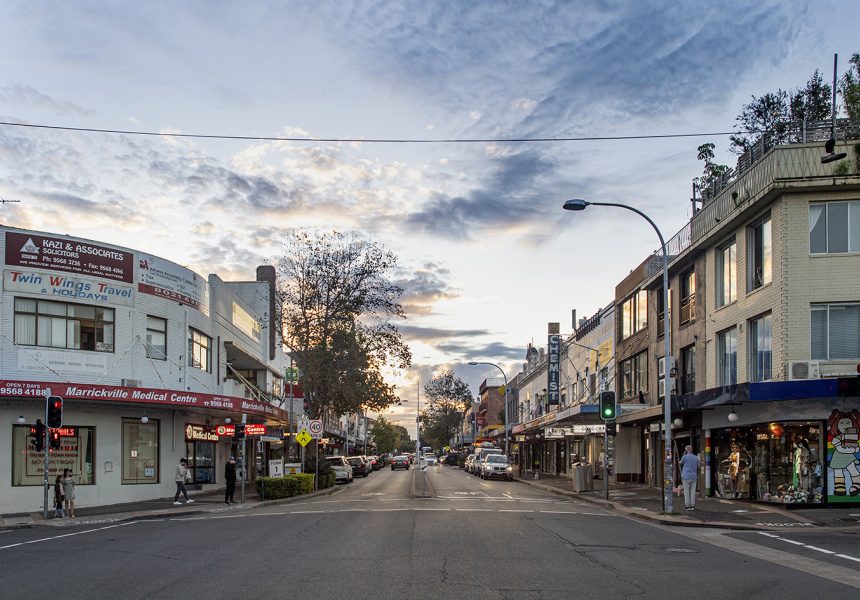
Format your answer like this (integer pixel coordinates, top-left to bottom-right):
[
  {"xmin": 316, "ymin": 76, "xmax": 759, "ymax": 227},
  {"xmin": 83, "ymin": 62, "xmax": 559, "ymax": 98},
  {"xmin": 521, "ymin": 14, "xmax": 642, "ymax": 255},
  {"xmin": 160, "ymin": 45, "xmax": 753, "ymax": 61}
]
[
  {"xmin": 468, "ymin": 361, "xmax": 509, "ymax": 459},
  {"xmin": 563, "ymin": 198, "xmax": 674, "ymax": 513}
]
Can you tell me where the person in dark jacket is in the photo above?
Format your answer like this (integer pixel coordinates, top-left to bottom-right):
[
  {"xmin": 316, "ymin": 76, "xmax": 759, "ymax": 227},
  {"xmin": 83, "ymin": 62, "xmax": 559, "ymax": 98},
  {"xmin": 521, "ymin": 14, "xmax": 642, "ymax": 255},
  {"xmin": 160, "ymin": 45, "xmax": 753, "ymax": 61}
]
[{"xmin": 225, "ymin": 456, "xmax": 237, "ymax": 505}]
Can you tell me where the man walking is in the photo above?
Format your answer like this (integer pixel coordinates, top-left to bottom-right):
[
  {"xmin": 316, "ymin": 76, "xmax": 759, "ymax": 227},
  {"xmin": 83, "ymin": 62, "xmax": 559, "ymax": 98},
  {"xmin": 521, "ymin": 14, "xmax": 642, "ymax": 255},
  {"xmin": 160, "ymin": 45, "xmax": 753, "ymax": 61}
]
[
  {"xmin": 174, "ymin": 458, "xmax": 194, "ymax": 505},
  {"xmin": 225, "ymin": 456, "xmax": 237, "ymax": 505},
  {"xmin": 679, "ymin": 445, "xmax": 701, "ymax": 511}
]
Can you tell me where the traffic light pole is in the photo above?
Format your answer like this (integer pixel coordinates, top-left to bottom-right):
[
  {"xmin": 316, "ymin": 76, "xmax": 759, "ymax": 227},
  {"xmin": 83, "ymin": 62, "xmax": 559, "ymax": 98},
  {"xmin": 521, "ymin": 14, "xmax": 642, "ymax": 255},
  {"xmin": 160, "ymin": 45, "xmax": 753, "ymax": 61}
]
[
  {"xmin": 43, "ymin": 389, "xmax": 51, "ymax": 520},
  {"xmin": 604, "ymin": 426, "xmax": 609, "ymax": 500}
]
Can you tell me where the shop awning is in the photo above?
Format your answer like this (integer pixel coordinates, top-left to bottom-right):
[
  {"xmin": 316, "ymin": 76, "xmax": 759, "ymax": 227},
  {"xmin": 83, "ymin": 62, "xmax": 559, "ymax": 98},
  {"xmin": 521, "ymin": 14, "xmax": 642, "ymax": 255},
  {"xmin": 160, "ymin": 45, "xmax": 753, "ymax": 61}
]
[{"xmin": 224, "ymin": 340, "xmax": 284, "ymax": 378}]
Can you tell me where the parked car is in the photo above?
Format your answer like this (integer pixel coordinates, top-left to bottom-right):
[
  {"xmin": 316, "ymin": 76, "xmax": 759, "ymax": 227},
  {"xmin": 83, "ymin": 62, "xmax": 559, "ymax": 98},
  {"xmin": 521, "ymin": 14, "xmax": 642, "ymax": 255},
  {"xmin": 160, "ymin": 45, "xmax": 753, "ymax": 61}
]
[
  {"xmin": 481, "ymin": 454, "xmax": 513, "ymax": 481},
  {"xmin": 425, "ymin": 454, "xmax": 438, "ymax": 466},
  {"xmin": 464, "ymin": 454, "xmax": 476, "ymax": 473},
  {"xmin": 325, "ymin": 456, "xmax": 353, "ymax": 483},
  {"xmin": 347, "ymin": 457, "xmax": 369, "ymax": 477},
  {"xmin": 369, "ymin": 456, "xmax": 381, "ymax": 470},
  {"xmin": 390, "ymin": 455, "xmax": 410, "ymax": 470},
  {"xmin": 361, "ymin": 456, "xmax": 374, "ymax": 473}
]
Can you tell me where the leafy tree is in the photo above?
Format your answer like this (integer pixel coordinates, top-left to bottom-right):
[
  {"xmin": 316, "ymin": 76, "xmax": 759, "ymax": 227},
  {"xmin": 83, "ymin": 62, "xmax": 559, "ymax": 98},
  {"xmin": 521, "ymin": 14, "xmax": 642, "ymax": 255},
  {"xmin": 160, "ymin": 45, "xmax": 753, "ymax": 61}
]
[
  {"xmin": 370, "ymin": 416, "xmax": 397, "ymax": 455},
  {"xmin": 839, "ymin": 53, "xmax": 860, "ymax": 119},
  {"xmin": 693, "ymin": 143, "xmax": 731, "ymax": 199},
  {"xmin": 275, "ymin": 230, "xmax": 412, "ymax": 419},
  {"xmin": 729, "ymin": 90, "xmax": 790, "ymax": 155},
  {"xmin": 420, "ymin": 370, "xmax": 472, "ymax": 451},
  {"xmin": 392, "ymin": 423, "xmax": 414, "ymax": 452},
  {"xmin": 789, "ymin": 69, "xmax": 832, "ymax": 125}
]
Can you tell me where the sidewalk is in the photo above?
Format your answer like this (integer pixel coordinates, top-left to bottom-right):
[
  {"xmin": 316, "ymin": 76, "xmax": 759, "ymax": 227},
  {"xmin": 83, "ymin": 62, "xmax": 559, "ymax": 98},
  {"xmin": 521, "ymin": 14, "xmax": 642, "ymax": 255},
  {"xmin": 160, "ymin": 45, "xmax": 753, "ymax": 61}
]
[
  {"xmin": 0, "ymin": 484, "xmax": 343, "ymax": 530},
  {"xmin": 514, "ymin": 474, "xmax": 860, "ymax": 531}
]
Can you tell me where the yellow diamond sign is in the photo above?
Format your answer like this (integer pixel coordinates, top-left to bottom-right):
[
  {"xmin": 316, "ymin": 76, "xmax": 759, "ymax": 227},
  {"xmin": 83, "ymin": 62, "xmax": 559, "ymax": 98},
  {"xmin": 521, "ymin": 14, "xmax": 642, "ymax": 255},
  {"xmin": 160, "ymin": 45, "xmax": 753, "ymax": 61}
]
[{"xmin": 296, "ymin": 430, "xmax": 312, "ymax": 447}]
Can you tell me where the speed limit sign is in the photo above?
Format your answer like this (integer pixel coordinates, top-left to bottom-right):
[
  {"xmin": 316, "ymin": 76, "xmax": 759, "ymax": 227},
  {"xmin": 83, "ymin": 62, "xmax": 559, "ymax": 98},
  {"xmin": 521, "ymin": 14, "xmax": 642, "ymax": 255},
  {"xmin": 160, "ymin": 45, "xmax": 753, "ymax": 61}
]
[{"xmin": 309, "ymin": 420, "xmax": 323, "ymax": 438}]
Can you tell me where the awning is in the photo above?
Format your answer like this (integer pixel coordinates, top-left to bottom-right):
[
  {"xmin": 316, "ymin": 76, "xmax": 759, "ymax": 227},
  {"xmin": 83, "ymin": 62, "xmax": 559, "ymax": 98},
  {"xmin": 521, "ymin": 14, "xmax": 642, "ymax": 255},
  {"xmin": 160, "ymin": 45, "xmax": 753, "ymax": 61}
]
[{"xmin": 225, "ymin": 340, "xmax": 283, "ymax": 378}]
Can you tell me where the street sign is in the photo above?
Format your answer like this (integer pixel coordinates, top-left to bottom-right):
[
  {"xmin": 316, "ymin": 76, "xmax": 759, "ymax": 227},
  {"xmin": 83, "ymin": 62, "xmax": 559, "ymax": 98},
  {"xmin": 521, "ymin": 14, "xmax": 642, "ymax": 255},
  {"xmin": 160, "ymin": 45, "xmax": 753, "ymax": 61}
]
[
  {"xmin": 309, "ymin": 420, "xmax": 323, "ymax": 435},
  {"xmin": 296, "ymin": 430, "xmax": 312, "ymax": 446},
  {"xmin": 268, "ymin": 459, "xmax": 284, "ymax": 478}
]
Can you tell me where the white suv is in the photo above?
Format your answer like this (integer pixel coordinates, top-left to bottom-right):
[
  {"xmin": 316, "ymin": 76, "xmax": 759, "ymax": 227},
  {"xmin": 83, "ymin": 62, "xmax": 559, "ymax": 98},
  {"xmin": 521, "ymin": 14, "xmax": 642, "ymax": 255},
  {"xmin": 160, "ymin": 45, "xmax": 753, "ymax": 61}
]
[{"xmin": 325, "ymin": 456, "xmax": 354, "ymax": 483}]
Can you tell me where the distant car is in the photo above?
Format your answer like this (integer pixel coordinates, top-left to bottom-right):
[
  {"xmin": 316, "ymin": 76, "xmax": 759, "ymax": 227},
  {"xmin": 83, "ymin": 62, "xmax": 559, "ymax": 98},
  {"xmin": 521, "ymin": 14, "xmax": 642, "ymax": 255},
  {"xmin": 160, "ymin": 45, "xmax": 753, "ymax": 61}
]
[
  {"xmin": 425, "ymin": 455, "xmax": 438, "ymax": 466},
  {"xmin": 348, "ymin": 457, "xmax": 369, "ymax": 477},
  {"xmin": 390, "ymin": 455, "xmax": 410, "ymax": 470},
  {"xmin": 464, "ymin": 454, "xmax": 476, "ymax": 473},
  {"xmin": 325, "ymin": 456, "xmax": 354, "ymax": 483},
  {"xmin": 481, "ymin": 454, "xmax": 513, "ymax": 481},
  {"xmin": 369, "ymin": 456, "xmax": 381, "ymax": 470}
]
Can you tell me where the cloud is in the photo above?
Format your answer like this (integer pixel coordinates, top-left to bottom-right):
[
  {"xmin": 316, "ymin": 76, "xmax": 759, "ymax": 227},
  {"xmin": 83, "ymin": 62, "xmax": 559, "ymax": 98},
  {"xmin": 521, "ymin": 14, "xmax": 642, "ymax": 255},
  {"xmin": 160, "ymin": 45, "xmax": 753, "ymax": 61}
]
[{"xmin": 0, "ymin": 84, "xmax": 93, "ymax": 116}]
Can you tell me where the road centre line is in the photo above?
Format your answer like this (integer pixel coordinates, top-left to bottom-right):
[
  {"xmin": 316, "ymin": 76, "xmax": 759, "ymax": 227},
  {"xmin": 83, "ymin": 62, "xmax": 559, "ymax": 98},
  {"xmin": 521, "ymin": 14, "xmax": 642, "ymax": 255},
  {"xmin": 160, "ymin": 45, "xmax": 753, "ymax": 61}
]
[
  {"xmin": 291, "ymin": 510, "xmax": 325, "ymax": 514},
  {"xmin": 540, "ymin": 511, "xmax": 579, "ymax": 514},
  {"xmin": 499, "ymin": 510, "xmax": 534, "ymax": 513},
  {"xmin": 456, "ymin": 508, "xmax": 492, "ymax": 512},
  {"xmin": 212, "ymin": 515, "xmax": 246, "ymax": 519},
  {"xmin": 414, "ymin": 508, "xmax": 450, "ymax": 511}
]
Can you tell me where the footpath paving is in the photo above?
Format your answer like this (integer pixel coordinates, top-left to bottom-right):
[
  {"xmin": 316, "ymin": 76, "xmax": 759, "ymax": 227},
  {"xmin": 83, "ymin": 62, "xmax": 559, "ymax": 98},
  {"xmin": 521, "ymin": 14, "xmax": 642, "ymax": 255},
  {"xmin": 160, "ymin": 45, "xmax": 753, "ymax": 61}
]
[{"xmin": 514, "ymin": 473, "xmax": 860, "ymax": 531}]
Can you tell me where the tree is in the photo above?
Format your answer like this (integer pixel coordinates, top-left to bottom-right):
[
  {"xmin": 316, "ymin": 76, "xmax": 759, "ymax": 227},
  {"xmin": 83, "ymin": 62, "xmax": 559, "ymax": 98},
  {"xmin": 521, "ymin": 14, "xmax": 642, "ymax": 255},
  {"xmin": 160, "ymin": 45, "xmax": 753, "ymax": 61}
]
[
  {"xmin": 693, "ymin": 143, "xmax": 731, "ymax": 199},
  {"xmin": 275, "ymin": 230, "xmax": 412, "ymax": 419},
  {"xmin": 420, "ymin": 370, "xmax": 472, "ymax": 451},
  {"xmin": 370, "ymin": 416, "xmax": 397, "ymax": 455},
  {"xmin": 729, "ymin": 90, "xmax": 790, "ymax": 155},
  {"xmin": 789, "ymin": 69, "xmax": 832, "ymax": 124},
  {"xmin": 839, "ymin": 53, "xmax": 860, "ymax": 119}
]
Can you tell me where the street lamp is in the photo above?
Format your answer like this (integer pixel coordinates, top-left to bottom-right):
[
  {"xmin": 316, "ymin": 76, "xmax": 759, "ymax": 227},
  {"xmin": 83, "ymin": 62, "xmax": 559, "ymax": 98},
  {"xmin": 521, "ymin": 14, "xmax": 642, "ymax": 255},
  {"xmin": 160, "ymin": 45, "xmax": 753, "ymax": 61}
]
[
  {"xmin": 468, "ymin": 361, "xmax": 509, "ymax": 459},
  {"xmin": 563, "ymin": 198, "xmax": 675, "ymax": 513}
]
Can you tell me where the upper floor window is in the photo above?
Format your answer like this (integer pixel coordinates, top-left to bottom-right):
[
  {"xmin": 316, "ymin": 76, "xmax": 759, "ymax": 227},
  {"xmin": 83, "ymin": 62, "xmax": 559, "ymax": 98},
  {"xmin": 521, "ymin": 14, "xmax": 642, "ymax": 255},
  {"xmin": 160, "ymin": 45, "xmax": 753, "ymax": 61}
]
[
  {"xmin": 748, "ymin": 215, "xmax": 772, "ymax": 291},
  {"xmin": 145, "ymin": 316, "xmax": 167, "ymax": 360},
  {"xmin": 810, "ymin": 201, "xmax": 860, "ymax": 254},
  {"xmin": 680, "ymin": 345, "xmax": 696, "ymax": 394},
  {"xmin": 716, "ymin": 240, "xmax": 737, "ymax": 307},
  {"xmin": 14, "ymin": 298, "xmax": 114, "ymax": 352},
  {"xmin": 811, "ymin": 304, "xmax": 860, "ymax": 360},
  {"xmin": 679, "ymin": 270, "xmax": 695, "ymax": 325},
  {"xmin": 619, "ymin": 351, "xmax": 648, "ymax": 400},
  {"xmin": 188, "ymin": 328, "xmax": 211, "ymax": 372},
  {"xmin": 749, "ymin": 314, "xmax": 772, "ymax": 382},
  {"xmin": 717, "ymin": 327, "xmax": 737, "ymax": 386},
  {"xmin": 656, "ymin": 287, "xmax": 671, "ymax": 335},
  {"xmin": 621, "ymin": 290, "xmax": 648, "ymax": 339}
]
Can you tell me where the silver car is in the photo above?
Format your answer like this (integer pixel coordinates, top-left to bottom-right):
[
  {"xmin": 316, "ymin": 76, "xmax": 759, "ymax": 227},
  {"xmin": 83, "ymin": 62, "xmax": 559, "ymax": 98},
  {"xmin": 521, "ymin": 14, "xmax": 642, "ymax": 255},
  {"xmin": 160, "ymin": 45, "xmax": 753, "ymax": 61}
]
[
  {"xmin": 481, "ymin": 454, "xmax": 513, "ymax": 481},
  {"xmin": 325, "ymin": 456, "xmax": 354, "ymax": 483}
]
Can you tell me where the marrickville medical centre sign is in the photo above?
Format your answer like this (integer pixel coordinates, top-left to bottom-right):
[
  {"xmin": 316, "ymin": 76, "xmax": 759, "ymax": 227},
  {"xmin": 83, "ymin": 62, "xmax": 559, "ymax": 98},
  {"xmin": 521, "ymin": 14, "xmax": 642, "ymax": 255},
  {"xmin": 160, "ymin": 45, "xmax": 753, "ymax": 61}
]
[
  {"xmin": 0, "ymin": 380, "xmax": 286, "ymax": 420},
  {"xmin": 5, "ymin": 232, "xmax": 134, "ymax": 283}
]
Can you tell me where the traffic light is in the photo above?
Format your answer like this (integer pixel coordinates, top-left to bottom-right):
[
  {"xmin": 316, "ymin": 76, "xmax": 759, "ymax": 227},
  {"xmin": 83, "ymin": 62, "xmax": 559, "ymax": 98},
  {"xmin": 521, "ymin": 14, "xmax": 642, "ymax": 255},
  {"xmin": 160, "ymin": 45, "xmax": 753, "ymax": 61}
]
[
  {"xmin": 234, "ymin": 424, "xmax": 245, "ymax": 439},
  {"xmin": 47, "ymin": 396, "xmax": 63, "ymax": 429},
  {"xmin": 606, "ymin": 421, "xmax": 617, "ymax": 437},
  {"xmin": 32, "ymin": 419, "xmax": 45, "ymax": 452},
  {"xmin": 599, "ymin": 391, "xmax": 616, "ymax": 421},
  {"xmin": 50, "ymin": 429, "xmax": 61, "ymax": 450}
]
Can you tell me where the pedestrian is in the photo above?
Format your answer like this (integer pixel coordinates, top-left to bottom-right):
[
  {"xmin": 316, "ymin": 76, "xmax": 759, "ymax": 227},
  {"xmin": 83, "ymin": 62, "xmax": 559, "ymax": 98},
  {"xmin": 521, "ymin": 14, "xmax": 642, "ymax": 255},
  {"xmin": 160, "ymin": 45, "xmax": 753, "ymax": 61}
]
[
  {"xmin": 679, "ymin": 445, "xmax": 701, "ymax": 511},
  {"xmin": 61, "ymin": 468, "xmax": 76, "ymax": 517},
  {"xmin": 224, "ymin": 456, "xmax": 237, "ymax": 505},
  {"xmin": 174, "ymin": 458, "xmax": 195, "ymax": 505},
  {"xmin": 53, "ymin": 475, "xmax": 66, "ymax": 519}
]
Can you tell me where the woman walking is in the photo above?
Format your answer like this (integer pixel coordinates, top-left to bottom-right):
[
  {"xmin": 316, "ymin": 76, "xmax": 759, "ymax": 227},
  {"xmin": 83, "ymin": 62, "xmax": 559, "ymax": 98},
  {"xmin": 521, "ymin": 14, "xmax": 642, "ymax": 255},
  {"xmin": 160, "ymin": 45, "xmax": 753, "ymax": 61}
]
[
  {"xmin": 174, "ymin": 458, "xmax": 195, "ymax": 505},
  {"xmin": 61, "ymin": 468, "xmax": 75, "ymax": 518}
]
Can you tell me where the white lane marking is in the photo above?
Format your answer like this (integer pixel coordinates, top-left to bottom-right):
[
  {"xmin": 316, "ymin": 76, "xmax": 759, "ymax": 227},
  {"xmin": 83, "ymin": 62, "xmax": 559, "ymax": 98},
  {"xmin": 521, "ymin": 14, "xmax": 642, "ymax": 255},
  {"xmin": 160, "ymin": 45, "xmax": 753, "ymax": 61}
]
[
  {"xmin": 456, "ymin": 508, "xmax": 492, "ymax": 512},
  {"xmin": 337, "ymin": 509, "xmax": 368, "ymax": 512},
  {"xmin": 414, "ymin": 508, "xmax": 450, "ymax": 511},
  {"xmin": 211, "ymin": 515, "xmax": 247, "ymax": 519},
  {"xmin": 499, "ymin": 510, "xmax": 534, "ymax": 513},
  {"xmin": 291, "ymin": 510, "xmax": 325, "ymax": 514},
  {"xmin": 171, "ymin": 517, "xmax": 207, "ymax": 521},
  {"xmin": 540, "ymin": 511, "xmax": 578, "ymax": 514},
  {"xmin": 756, "ymin": 531, "xmax": 860, "ymax": 564},
  {"xmin": 836, "ymin": 554, "xmax": 860, "ymax": 563},
  {"xmin": 372, "ymin": 508, "xmax": 409, "ymax": 512},
  {"xmin": 582, "ymin": 512, "xmax": 614, "ymax": 517},
  {"xmin": 251, "ymin": 512, "xmax": 285, "ymax": 516},
  {"xmin": 806, "ymin": 546, "xmax": 836, "ymax": 554},
  {"xmin": 0, "ymin": 522, "xmax": 137, "ymax": 551}
]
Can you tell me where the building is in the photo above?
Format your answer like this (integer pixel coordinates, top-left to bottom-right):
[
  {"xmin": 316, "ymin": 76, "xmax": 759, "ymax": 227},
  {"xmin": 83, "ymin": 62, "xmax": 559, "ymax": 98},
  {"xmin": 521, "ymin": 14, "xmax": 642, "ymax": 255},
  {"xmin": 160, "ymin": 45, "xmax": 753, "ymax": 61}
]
[{"xmin": 1, "ymin": 226, "xmax": 290, "ymax": 514}]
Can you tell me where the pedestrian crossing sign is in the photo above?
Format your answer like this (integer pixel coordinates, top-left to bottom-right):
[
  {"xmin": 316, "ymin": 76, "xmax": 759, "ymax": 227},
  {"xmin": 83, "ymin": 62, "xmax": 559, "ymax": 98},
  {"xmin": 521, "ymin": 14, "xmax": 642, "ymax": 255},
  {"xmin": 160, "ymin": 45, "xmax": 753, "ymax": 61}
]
[{"xmin": 296, "ymin": 430, "xmax": 312, "ymax": 446}]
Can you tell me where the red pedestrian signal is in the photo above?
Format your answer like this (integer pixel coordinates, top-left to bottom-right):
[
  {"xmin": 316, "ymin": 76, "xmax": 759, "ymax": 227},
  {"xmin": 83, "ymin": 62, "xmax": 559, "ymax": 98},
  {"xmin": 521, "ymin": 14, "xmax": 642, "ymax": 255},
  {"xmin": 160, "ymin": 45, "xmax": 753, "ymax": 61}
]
[
  {"xmin": 50, "ymin": 429, "xmax": 62, "ymax": 450},
  {"xmin": 47, "ymin": 396, "xmax": 63, "ymax": 429}
]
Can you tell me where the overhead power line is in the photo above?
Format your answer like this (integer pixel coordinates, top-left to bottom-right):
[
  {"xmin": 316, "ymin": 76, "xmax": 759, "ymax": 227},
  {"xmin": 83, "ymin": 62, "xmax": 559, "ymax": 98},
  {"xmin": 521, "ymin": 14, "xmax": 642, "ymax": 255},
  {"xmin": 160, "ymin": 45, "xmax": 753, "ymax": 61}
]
[{"xmin": 0, "ymin": 120, "xmax": 736, "ymax": 144}]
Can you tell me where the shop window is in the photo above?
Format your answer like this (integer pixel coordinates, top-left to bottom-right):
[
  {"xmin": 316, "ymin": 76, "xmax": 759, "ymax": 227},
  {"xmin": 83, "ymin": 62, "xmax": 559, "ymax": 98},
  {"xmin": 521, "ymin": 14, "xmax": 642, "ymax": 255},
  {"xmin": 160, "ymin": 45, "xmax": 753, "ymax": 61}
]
[
  {"xmin": 185, "ymin": 440, "xmax": 216, "ymax": 484},
  {"xmin": 716, "ymin": 240, "xmax": 737, "ymax": 307},
  {"xmin": 122, "ymin": 418, "xmax": 159, "ymax": 484},
  {"xmin": 145, "ymin": 316, "xmax": 167, "ymax": 360},
  {"xmin": 717, "ymin": 327, "xmax": 737, "ymax": 386},
  {"xmin": 680, "ymin": 345, "xmax": 695, "ymax": 394},
  {"xmin": 621, "ymin": 290, "xmax": 648, "ymax": 339},
  {"xmin": 749, "ymin": 314, "xmax": 772, "ymax": 382},
  {"xmin": 188, "ymin": 328, "xmax": 211, "ymax": 372},
  {"xmin": 811, "ymin": 304, "xmax": 860, "ymax": 360},
  {"xmin": 747, "ymin": 215, "xmax": 772, "ymax": 291},
  {"xmin": 619, "ymin": 351, "xmax": 647, "ymax": 400},
  {"xmin": 12, "ymin": 425, "xmax": 96, "ymax": 486},
  {"xmin": 679, "ymin": 270, "xmax": 695, "ymax": 325},
  {"xmin": 14, "ymin": 298, "xmax": 114, "ymax": 352},
  {"xmin": 809, "ymin": 201, "xmax": 860, "ymax": 254}
]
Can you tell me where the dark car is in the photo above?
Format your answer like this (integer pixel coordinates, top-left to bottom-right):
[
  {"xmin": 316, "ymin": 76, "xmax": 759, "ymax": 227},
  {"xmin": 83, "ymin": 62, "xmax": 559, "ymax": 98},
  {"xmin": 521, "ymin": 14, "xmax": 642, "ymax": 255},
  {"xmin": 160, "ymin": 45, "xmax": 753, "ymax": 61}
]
[
  {"xmin": 348, "ymin": 457, "xmax": 369, "ymax": 477},
  {"xmin": 390, "ymin": 455, "xmax": 410, "ymax": 470},
  {"xmin": 369, "ymin": 456, "xmax": 381, "ymax": 470}
]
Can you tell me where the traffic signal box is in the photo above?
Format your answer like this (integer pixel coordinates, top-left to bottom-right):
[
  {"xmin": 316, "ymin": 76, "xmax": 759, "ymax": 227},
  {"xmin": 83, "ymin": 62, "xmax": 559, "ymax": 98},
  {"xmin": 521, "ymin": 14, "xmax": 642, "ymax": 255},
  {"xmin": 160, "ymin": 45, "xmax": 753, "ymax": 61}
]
[
  {"xmin": 32, "ymin": 419, "xmax": 45, "ymax": 452},
  {"xmin": 50, "ymin": 429, "xmax": 62, "ymax": 450},
  {"xmin": 47, "ymin": 396, "xmax": 63, "ymax": 429},
  {"xmin": 599, "ymin": 391, "xmax": 616, "ymax": 421}
]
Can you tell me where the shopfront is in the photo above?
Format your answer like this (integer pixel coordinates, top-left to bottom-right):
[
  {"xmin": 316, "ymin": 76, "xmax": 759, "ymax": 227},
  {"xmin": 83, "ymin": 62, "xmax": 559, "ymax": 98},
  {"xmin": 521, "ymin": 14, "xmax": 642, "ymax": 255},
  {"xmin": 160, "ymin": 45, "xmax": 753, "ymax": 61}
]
[{"xmin": 12, "ymin": 424, "xmax": 96, "ymax": 487}]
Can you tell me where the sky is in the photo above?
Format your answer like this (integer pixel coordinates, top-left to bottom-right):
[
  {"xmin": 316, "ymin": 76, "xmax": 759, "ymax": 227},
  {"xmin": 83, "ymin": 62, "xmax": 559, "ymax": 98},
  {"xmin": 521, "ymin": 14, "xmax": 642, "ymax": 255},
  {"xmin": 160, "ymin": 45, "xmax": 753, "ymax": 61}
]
[{"xmin": 1, "ymin": 1, "xmax": 858, "ymax": 435}]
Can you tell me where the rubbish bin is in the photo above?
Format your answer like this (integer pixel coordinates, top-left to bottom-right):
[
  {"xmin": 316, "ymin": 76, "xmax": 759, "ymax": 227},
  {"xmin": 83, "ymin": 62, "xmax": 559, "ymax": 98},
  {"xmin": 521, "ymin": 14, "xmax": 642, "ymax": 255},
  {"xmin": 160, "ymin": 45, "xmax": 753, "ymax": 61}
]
[{"xmin": 572, "ymin": 464, "xmax": 594, "ymax": 492}]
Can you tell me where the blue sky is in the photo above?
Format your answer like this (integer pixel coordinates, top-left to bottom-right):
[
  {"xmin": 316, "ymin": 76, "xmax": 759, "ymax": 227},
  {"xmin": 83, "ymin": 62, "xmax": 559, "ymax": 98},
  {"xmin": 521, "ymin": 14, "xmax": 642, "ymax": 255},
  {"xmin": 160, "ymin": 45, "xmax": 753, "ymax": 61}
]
[{"xmin": 1, "ymin": 1, "xmax": 857, "ymax": 433}]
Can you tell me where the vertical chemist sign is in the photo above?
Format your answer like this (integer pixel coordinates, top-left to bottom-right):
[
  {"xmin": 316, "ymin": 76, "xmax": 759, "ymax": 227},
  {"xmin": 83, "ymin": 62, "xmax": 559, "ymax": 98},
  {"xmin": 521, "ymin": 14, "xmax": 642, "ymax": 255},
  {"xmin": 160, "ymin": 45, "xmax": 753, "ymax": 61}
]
[{"xmin": 547, "ymin": 322, "xmax": 560, "ymax": 405}]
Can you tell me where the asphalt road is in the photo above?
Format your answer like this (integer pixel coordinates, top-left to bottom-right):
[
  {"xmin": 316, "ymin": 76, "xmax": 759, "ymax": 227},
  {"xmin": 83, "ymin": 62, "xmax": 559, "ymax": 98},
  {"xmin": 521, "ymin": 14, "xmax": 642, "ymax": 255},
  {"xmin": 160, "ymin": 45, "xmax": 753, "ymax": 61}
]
[{"xmin": 2, "ymin": 464, "xmax": 859, "ymax": 599}]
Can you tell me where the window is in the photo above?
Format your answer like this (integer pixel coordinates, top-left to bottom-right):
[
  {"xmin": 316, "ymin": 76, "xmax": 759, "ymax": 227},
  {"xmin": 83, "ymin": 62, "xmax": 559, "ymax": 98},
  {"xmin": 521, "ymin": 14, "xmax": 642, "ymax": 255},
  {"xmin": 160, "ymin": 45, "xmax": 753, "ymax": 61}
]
[
  {"xmin": 810, "ymin": 201, "xmax": 860, "ymax": 254},
  {"xmin": 619, "ymin": 351, "xmax": 648, "ymax": 400},
  {"xmin": 14, "ymin": 298, "xmax": 114, "ymax": 352},
  {"xmin": 656, "ymin": 287, "xmax": 671, "ymax": 335},
  {"xmin": 122, "ymin": 419, "xmax": 159, "ymax": 484},
  {"xmin": 680, "ymin": 270, "xmax": 695, "ymax": 324},
  {"xmin": 12, "ymin": 425, "xmax": 96, "ymax": 486},
  {"xmin": 749, "ymin": 314, "xmax": 772, "ymax": 382},
  {"xmin": 188, "ymin": 328, "xmax": 211, "ymax": 372},
  {"xmin": 717, "ymin": 240, "xmax": 737, "ymax": 307},
  {"xmin": 718, "ymin": 328, "xmax": 737, "ymax": 386},
  {"xmin": 680, "ymin": 345, "xmax": 696, "ymax": 394},
  {"xmin": 748, "ymin": 215, "xmax": 772, "ymax": 291},
  {"xmin": 621, "ymin": 290, "xmax": 648, "ymax": 339},
  {"xmin": 145, "ymin": 316, "xmax": 167, "ymax": 360},
  {"xmin": 811, "ymin": 304, "xmax": 860, "ymax": 359}
]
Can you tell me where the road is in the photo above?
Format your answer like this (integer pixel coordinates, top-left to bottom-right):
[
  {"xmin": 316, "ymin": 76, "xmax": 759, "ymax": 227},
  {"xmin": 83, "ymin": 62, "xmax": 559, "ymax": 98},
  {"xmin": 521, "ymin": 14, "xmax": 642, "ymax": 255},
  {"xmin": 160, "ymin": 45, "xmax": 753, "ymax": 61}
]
[{"xmin": 2, "ymin": 464, "xmax": 859, "ymax": 599}]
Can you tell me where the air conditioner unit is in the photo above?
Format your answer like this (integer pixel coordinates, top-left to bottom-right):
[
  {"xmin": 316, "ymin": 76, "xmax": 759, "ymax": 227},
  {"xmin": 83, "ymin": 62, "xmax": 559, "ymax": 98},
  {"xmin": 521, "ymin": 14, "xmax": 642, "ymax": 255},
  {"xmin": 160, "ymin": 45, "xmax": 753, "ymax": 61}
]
[
  {"xmin": 786, "ymin": 361, "xmax": 820, "ymax": 381},
  {"xmin": 122, "ymin": 379, "xmax": 143, "ymax": 388}
]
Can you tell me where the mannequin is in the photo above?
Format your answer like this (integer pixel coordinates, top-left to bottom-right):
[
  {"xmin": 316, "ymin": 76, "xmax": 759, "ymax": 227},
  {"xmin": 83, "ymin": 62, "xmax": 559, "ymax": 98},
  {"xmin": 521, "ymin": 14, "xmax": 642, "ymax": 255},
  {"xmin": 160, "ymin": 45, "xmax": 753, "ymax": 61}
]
[{"xmin": 729, "ymin": 444, "xmax": 741, "ymax": 497}]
